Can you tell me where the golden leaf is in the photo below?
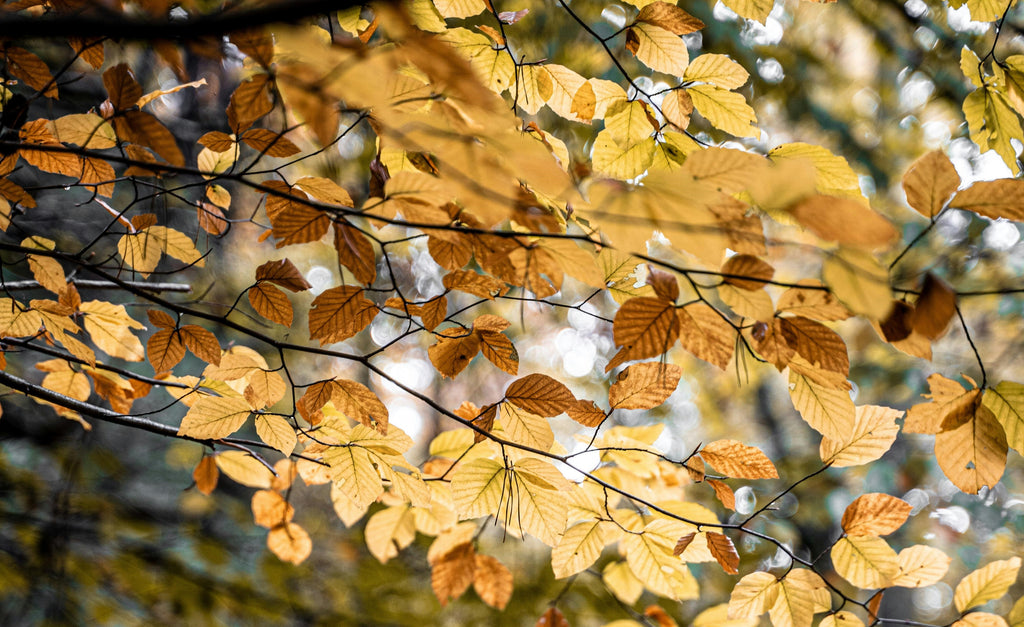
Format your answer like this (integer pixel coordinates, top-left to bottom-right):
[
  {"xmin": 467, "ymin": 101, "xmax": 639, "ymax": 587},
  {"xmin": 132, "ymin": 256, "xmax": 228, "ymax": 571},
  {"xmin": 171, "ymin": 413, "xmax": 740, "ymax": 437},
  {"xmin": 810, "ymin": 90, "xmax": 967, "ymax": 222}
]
[
  {"xmin": 192, "ymin": 455, "xmax": 218, "ymax": 495},
  {"xmin": 788, "ymin": 367, "xmax": 855, "ymax": 440},
  {"xmin": 701, "ymin": 439, "xmax": 778, "ymax": 479},
  {"xmin": 626, "ymin": 22, "xmax": 689, "ymax": 76},
  {"xmin": 779, "ymin": 316, "xmax": 849, "ymax": 376},
  {"xmin": 820, "ymin": 611, "xmax": 865, "ymax": 627},
  {"xmin": 607, "ymin": 297, "xmax": 680, "ymax": 371},
  {"xmin": 636, "ymin": 1, "xmax": 705, "ymax": 34},
  {"xmin": 365, "ymin": 504, "xmax": 416, "ymax": 563},
  {"xmin": 953, "ymin": 613, "xmax": 1010, "ymax": 627},
  {"xmin": 677, "ymin": 303, "xmax": 735, "ymax": 369},
  {"xmin": 687, "ymin": 84, "xmax": 758, "ymax": 138},
  {"xmin": 728, "ymin": 571, "xmax": 780, "ymax": 619},
  {"xmin": 499, "ymin": 402, "xmax": 555, "ymax": 451},
  {"xmin": 777, "ymin": 281, "xmax": 851, "ymax": 321},
  {"xmin": 333, "ymin": 378, "xmax": 389, "ymax": 434},
  {"xmin": 552, "ymin": 520, "xmax": 609, "ymax": 578},
  {"xmin": 239, "ymin": 128, "xmax": 301, "ymax": 157},
  {"xmin": 255, "ymin": 414, "xmax": 297, "ymax": 455},
  {"xmin": 249, "ymin": 283, "xmax": 293, "ymax": 326},
  {"xmin": 684, "ymin": 54, "xmax": 749, "ymax": 89},
  {"xmin": 324, "ymin": 445, "xmax": 384, "ymax": 508},
  {"xmin": 822, "ymin": 248, "xmax": 892, "ymax": 320},
  {"xmin": 431, "ymin": 542, "xmax": 477, "ymax": 605},
  {"xmin": 707, "ymin": 532, "xmax": 739, "ymax": 574},
  {"xmin": 983, "ymin": 382, "xmax": 1024, "ymax": 455},
  {"xmin": 147, "ymin": 328, "xmax": 186, "ymax": 372},
  {"xmin": 177, "ymin": 324, "xmax": 221, "ymax": 365},
  {"xmin": 251, "ymin": 489, "xmax": 294, "ymax": 528},
  {"xmin": 215, "ymin": 451, "xmax": 273, "ymax": 488},
  {"xmin": 451, "ymin": 457, "xmax": 506, "ymax": 519},
  {"xmin": 721, "ymin": 254, "xmax": 774, "ymax": 290},
  {"xmin": 787, "ymin": 195, "xmax": 897, "ymax": 249},
  {"xmin": 429, "ymin": 329, "xmax": 481, "ymax": 378}
]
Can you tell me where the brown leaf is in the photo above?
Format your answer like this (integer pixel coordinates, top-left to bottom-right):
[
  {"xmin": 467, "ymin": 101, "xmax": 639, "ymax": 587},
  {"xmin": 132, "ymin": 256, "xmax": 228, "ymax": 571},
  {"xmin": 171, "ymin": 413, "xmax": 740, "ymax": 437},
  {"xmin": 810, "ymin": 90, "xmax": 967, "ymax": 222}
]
[
  {"xmin": 431, "ymin": 543, "xmax": 477, "ymax": 606},
  {"xmin": 69, "ymin": 37, "xmax": 104, "ymax": 70},
  {"xmin": 950, "ymin": 178, "xmax": 1024, "ymax": 221},
  {"xmin": 230, "ymin": 29, "xmax": 275, "ymax": 67},
  {"xmin": 913, "ymin": 273, "xmax": 956, "ymax": 340},
  {"xmin": 477, "ymin": 330, "xmax": 519, "ymax": 375},
  {"xmin": 333, "ymin": 221, "xmax": 376, "ymax": 285},
  {"xmin": 178, "ymin": 324, "xmax": 221, "ymax": 365},
  {"xmin": 673, "ymin": 532, "xmax": 696, "ymax": 556},
  {"xmin": 418, "ymin": 296, "xmax": 448, "ymax": 332},
  {"xmin": 429, "ymin": 329, "xmax": 480, "ymax": 378},
  {"xmin": 300, "ymin": 380, "xmax": 338, "ymax": 418},
  {"xmin": 607, "ymin": 296, "xmax": 680, "ymax": 371},
  {"xmin": 264, "ymin": 184, "xmax": 330, "ymax": 247},
  {"xmin": 198, "ymin": 201, "xmax": 229, "ymax": 235},
  {"xmin": 707, "ymin": 532, "xmax": 740, "ymax": 574},
  {"xmin": 147, "ymin": 309, "xmax": 176, "ymax": 329},
  {"xmin": 114, "ymin": 110, "xmax": 185, "ymax": 166},
  {"xmin": 636, "ymin": 1, "xmax": 705, "ymax": 34},
  {"xmin": 193, "ymin": 455, "xmax": 218, "ymax": 495},
  {"xmin": 779, "ymin": 316, "xmax": 849, "ymax": 376},
  {"xmin": 147, "ymin": 328, "xmax": 186, "ymax": 372},
  {"xmin": 240, "ymin": 128, "xmax": 301, "ymax": 157},
  {"xmin": 701, "ymin": 440, "xmax": 778, "ymax": 479},
  {"xmin": 443, "ymin": 269, "xmax": 507, "ymax": 299},
  {"xmin": 505, "ymin": 373, "xmax": 576, "ymax": 416},
  {"xmin": 903, "ymin": 150, "xmax": 960, "ymax": 218},
  {"xmin": 643, "ymin": 605, "xmax": 679, "ymax": 627},
  {"xmin": 566, "ymin": 399, "xmax": 605, "ymax": 427},
  {"xmin": 473, "ymin": 554, "xmax": 513, "ymax": 610},
  {"xmin": 308, "ymin": 286, "xmax": 377, "ymax": 345},
  {"xmin": 841, "ymin": 493, "xmax": 912, "ymax": 536},
  {"xmin": 333, "ymin": 378, "xmax": 389, "ymax": 433},
  {"xmin": 255, "ymin": 258, "xmax": 311, "ymax": 292},
  {"xmin": 227, "ymin": 73, "xmax": 274, "ymax": 134},
  {"xmin": 608, "ymin": 362, "xmax": 682, "ymax": 409},
  {"xmin": 645, "ymin": 266, "xmax": 679, "ymax": 302},
  {"xmin": 751, "ymin": 319, "xmax": 795, "ymax": 370},
  {"xmin": 249, "ymin": 283, "xmax": 293, "ymax": 326},
  {"xmin": 677, "ymin": 303, "xmax": 734, "ymax": 369},
  {"xmin": 198, "ymin": 131, "xmax": 235, "ymax": 152},
  {"xmin": 472, "ymin": 403, "xmax": 498, "ymax": 443},
  {"xmin": 722, "ymin": 254, "xmax": 775, "ymax": 290},
  {"xmin": 879, "ymin": 300, "xmax": 915, "ymax": 342},
  {"xmin": 6, "ymin": 46, "xmax": 57, "ymax": 98},
  {"xmin": 536, "ymin": 607, "xmax": 569, "ymax": 627}
]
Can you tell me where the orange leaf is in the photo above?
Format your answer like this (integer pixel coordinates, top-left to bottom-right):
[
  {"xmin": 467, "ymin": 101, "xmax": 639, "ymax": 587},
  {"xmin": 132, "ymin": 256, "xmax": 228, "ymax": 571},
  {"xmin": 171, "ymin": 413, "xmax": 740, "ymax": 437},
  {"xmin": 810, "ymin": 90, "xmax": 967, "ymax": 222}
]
[
  {"xmin": 477, "ymin": 330, "xmax": 518, "ymax": 375},
  {"xmin": 722, "ymin": 254, "xmax": 774, "ymax": 290},
  {"xmin": 608, "ymin": 362, "xmax": 682, "ymax": 409},
  {"xmin": 308, "ymin": 286, "xmax": 377, "ymax": 345},
  {"xmin": 566, "ymin": 399, "xmax": 605, "ymax": 427},
  {"xmin": 779, "ymin": 316, "xmax": 849, "ymax": 376},
  {"xmin": 431, "ymin": 543, "xmax": 476, "ymax": 606},
  {"xmin": 252, "ymin": 489, "xmax": 294, "ymax": 528},
  {"xmin": 240, "ymin": 127, "xmax": 301, "ymax": 157},
  {"xmin": 227, "ymin": 73, "xmax": 274, "ymax": 134},
  {"xmin": 536, "ymin": 607, "xmax": 570, "ymax": 627},
  {"xmin": 473, "ymin": 554, "xmax": 514, "ymax": 610},
  {"xmin": 267, "ymin": 522, "xmax": 312, "ymax": 565},
  {"xmin": 912, "ymin": 273, "xmax": 956, "ymax": 340},
  {"xmin": 902, "ymin": 150, "xmax": 959, "ymax": 219},
  {"xmin": 264, "ymin": 184, "xmax": 330, "ymax": 247},
  {"xmin": 841, "ymin": 493, "xmax": 912, "ymax": 536},
  {"xmin": 6, "ymin": 46, "xmax": 57, "ymax": 98},
  {"xmin": 677, "ymin": 303, "xmax": 734, "ymax": 369},
  {"xmin": 333, "ymin": 221, "xmax": 376, "ymax": 285},
  {"xmin": 198, "ymin": 131, "xmax": 235, "ymax": 152},
  {"xmin": 428, "ymin": 329, "xmax": 481, "ymax": 378},
  {"xmin": 707, "ymin": 478, "xmax": 735, "ymax": 510},
  {"xmin": 505, "ymin": 373, "xmax": 575, "ymax": 417},
  {"xmin": 193, "ymin": 455, "xmax": 218, "ymax": 495},
  {"xmin": 333, "ymin": 379, "xmax": 390, "ymax": 433}
]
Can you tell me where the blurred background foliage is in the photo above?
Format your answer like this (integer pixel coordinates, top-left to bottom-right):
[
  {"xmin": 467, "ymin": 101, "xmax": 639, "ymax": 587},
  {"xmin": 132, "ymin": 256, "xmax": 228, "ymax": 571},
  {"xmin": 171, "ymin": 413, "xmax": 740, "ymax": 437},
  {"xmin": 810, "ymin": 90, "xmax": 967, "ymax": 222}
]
[{"xmin": 2, "ymin": 0, "xmax": 1024, "ymax": 625}]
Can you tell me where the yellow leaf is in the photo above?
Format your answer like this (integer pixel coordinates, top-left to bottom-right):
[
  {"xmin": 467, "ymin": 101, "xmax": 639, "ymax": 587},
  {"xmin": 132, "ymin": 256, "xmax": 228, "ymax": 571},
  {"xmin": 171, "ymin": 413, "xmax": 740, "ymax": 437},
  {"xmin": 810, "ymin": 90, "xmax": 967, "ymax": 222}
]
[
  {"xmin": 786, "ymin": 195, "xmax": 897, "ymax": 249},
  {"xmin": 720, "ymin": 0, "xmax": 773, "ymax": 22},
  {"xmin": 626, "ymin": 22, "xmax": 689, "ymax": 76},
  {"xmin": 499, "ymin": 402, "xmax": 555, "ymax": 451},
  {"xmin": 822, "ymin": 247, "xmax": 892, "ymax": 320},
  {"xmin": 592, "ymin": 130, "xmax": 656, "ymax": 179},
  {"xmin": 267, "ymin": 522, "xmax": 312, "ymax": 565},
  {"xmin": 718, "ymin": 284, "xmax": 774, "ymax": 321},
  {"xmin": 437, "ymin": 28, "xmax": 514, "ymax": 94},
  {"xmin": 788, "ymin": 368, "xmax": 855, "ymax": 440},
  {"xmin": 841, "ymin": 493, "xmax": 912, "ymax": 536},
  {"xmin": 623, "ymin": 519, "xmax": 699, "ymax": 600},
  {"xmin": 146, "ymin": 226, "xmax": 205, "ymax": 267},
  {"xmin": 365, "ymin": 504, "xmax": 417, "ymax": 563},
  {"xmin": 432, "ymin": 0, "xmax": 486, "ymax": 18},
  {"xmin": 687, "ymin": 84, "xmax": 758, "ymax": 137},
  {"xmin": 609, "ymin": 362, "xmax": 682, "ymax": 409},
  {"xmin": 769, "ymin": 142, "xmax": 864, "ymax": 201},
  {"xmin": 178, "ymin": 396, "xmax": 252, "ymax": 439},
  {"xmin": 962, "ymin": 85, "xmax": 1021, "ymax": 173},
  {"xmin": 820, "ymin": 405, "xmax": 901, "ymax": 467},
  {"xmin": 604, "ymin": 560, "xmax": 645, "ymax": 605},
  {"xmin": 728, "ymin": 571, "xmax": 779, "ymax": 618},
  {"xmin": 935, "ymin": 404, "xmax": 1007, "ymax": 494},
  {"xmin": 324, "ymin": 444, "xmax": 384, "ymax": 508},
  {"xmin": 701, "ymin": 439, "xmax": 778, "ymax": 479},
  {"xmin": 215, "ymin": 450, "xmax": 273, "ymax": 488},
  {"xmin": 820, "ymin": 611, "xmax": 866, "ymax": 627},
  {"xmin": 777, "ymin": 281, "xmax": 851, "ymax": 321},
  {"xmin": 333, "ymin": 378, "xmax": 389, "ymax": 433},
  {"xmin": 451, "ymin": 457, "xmax": 506, "ymax": 518},
  {"xmin": 552, "ymin": 520, "xmax": 609, "ymax": 578},
  {"xmin": 892, "ymin": 545, "xmax": 951, "ymax": 588},
  {"xmin": 544, "ymin": 64, "xmax": 588, "ymax": 121},
  {"xmin": 694, "ymin": 604, "xmax": 759, "ymax": 627},
  {"xmin": 831, "ymin": 535, "xmax": 899, "ymax": 589},
  {"xmin": 954, "ymin": 613, "xmax": 1010, "ymax": 627},
  {"xmin": 983, "ymin": 382, "xmax": 1024, "ymax": 455},
  {"xmin": 587, "ymin": 78, "xmax": 629, "ymax": 119},
  {"xmin": 902, "ymin": 150, "xmax": 960, "ymax": 218},
  {"xmin": 1008, "ymin": 595, "xmax": 1024, "ymax": 626},
  {"xmin": 51, "ymin": 113, "xmax": 117, "ymax": 149},
  {"xmin": 117, "ymin": 231, "xmax": 162, "ymax": 276},
  {"xmin": 955, "ymin": 557, "xmax": 1022, "ymax": 612},
  {"xmin": 516, "ymin": 64, "xmax": 554, "ymax": 115},
  {"xmin": 255, "ymin": 414, "xmax": 297, "ymax": 455},
  {"xmin": 80, "ymin": 300, "xmax": 146, "ymax": 361},
  {"xmin": 684, "ymin": 54, "xmax": 749, "ymax": 89}
]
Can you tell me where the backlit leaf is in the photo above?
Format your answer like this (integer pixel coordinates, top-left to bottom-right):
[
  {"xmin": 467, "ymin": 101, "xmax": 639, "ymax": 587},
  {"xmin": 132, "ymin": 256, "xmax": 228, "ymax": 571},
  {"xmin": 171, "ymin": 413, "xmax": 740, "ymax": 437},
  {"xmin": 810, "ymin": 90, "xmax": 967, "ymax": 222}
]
[
  {"xmin": 728, "ymin": 571, "xmax": 779, "ymax": 618},
  {"xmin": 552, "ymin": 520, "xmax": 609, "ymax": 578},
  {"xmin": 903, "ymin": 150, "xmax": 960, "ymax": 218},
  {"xmin": 892, "ymin": 545, "xmax": 951, "ymax": 588},
  {"xmin": 267, "ymin": 522, "xmax": 312, "ymax": 565},
  {"xmin": 841, "ymin": 493, "xmax": 912, "ymax": 536},
  {"xmin": 831, "ymin": 535, "xmax": 899, "ymax": 589},
  {"xmin": 505, "ymin": 373, "xmax": 575, "ymax": 417},
  {"xmin": 820, "ymin": 405, "xmax": 901, "ymax": 467},
  {"xmin": 788, "ymin": 367, "xmax": 855, "ymax": 440},
  {"xmin": 178, "ymin": 395, "xmax": 252, "ymax": 439},
  {"xmin": 473, "ymin": 554, "xmax": 514, "ymax": 610},
  {"xmin": 608, "ymin": 297, "xmax": 680, "ymax": 371},
  {"xmin": 701, "ymin": 439, "xmax": 778, "ymax": 479},
  {"xmin": 309, "ymin": 286, "xmax": 377, "ymax": 345},
  {"xmin": 609, "ymin": 362, "xmax": 682, "ymax": 409},
  {"xmin": 955, "ymin": 557, "xmax": 1022, "ymax": 612},
  {"xmin": 935, "ymin": 404, "xmax": 1007, "ymax": 494}
]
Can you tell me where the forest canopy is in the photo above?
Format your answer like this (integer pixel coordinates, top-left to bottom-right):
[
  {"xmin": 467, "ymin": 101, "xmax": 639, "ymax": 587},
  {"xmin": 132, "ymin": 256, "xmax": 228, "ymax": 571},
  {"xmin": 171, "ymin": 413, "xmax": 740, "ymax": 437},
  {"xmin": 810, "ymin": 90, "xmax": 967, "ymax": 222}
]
[{"xmin": 2, "ymin": 0, "xmax": 1024, "ymax": 625}]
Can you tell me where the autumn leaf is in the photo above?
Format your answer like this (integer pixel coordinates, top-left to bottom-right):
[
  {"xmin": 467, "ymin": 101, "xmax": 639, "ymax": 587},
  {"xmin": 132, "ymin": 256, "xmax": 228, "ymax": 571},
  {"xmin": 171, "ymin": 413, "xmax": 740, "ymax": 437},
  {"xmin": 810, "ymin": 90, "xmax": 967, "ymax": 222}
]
[
  {"xmin": 700, "ymin": 440, "xmax": 778, "ymax": 479},
  {"xmin": 178, "ymin": 396, "xmax": 252, "ymax": 439},
  {"xmin": 609, "ymin": 362, "xmax": 682, "ymax": 409},
  {"xmin": 832, "ymin": 535, "xmax": 899, "ymax": 589},
  {"xmin": 308, "ymin": 286, "xmax": 377, "ymax": 345},
  {"xmin": 505, "ymin": 373, "xmax": 575, "ymax": 417},
  {"xmin": 267, "ymin": 522, "xmax": 312, "ymax": 565},
  {"xmin": 841, "ymin": 493, "xmax": 912, "ymax": 536},
  {"xmin": 954, "ymin": 557, "xmax": 1021, "ymax": 612}
]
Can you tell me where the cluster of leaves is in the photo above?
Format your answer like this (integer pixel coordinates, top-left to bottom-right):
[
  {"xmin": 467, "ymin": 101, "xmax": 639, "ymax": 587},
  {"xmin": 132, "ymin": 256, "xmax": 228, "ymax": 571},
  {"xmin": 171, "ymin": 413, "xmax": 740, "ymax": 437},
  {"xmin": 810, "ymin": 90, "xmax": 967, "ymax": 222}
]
[{"xmin": 2, "ymin": 0, "xmax": 1024, "ymax": 625}]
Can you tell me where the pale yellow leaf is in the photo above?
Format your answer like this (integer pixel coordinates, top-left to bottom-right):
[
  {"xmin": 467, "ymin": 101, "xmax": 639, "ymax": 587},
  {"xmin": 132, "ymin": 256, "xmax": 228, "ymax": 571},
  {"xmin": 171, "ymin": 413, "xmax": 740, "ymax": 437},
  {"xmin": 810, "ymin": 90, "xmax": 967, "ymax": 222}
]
[
  {"xmin": 788, "ymin": 368, "xmax": 855, "ymax": 440},
  {"xmin": 552, "ymin": 520, "xmax": 609, "ymax": 578},
  {"xmin": 728, "ymin": 571, "xmax": 779, "ymax": 618},
  {"xmin": 178, "ymin": 395, "xmax": 252, "ymax": 439},
  {"xmin": 831, "ymin": 535, "xmax": 899, "ymax": 589},
  {"xmin": 955, "ymin": 557, "xmax": 1022, "ymax": 612},
  {"xmin": 892, "ymin": 545, "xmax": 951, "ymax": 588},
  {"xmin": 820, "ymin": 405, "xmax": 901, "ymax": 467},
  {"xmin": 822, "ymin": 247, "xmax": 892, "ymax": 320},
  {"xmin": 684, "ymin": 54, "xmax": 749, "ymax": 89},
  {"xmin": 215, "ymin": 450, "xmax": 273, "ymax": 488},
  {"xmin": 255, "ymin": 414, "xmax": 297, "ymax": 455}
]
